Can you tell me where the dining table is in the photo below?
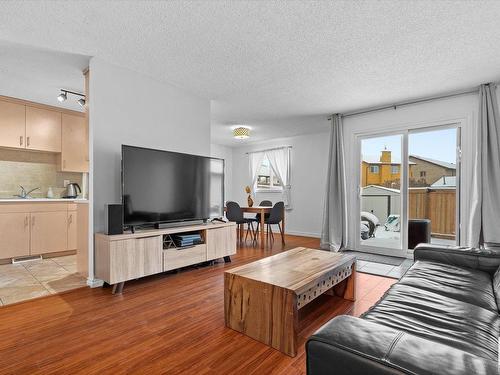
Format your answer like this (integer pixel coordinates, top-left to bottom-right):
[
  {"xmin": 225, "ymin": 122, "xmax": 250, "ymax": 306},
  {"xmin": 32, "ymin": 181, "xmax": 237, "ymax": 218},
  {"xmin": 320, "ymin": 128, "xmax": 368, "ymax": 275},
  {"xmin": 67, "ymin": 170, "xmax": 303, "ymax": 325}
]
[{"xmin": 235, "ymin": 205, "xmax": 285, "ymax": 249}]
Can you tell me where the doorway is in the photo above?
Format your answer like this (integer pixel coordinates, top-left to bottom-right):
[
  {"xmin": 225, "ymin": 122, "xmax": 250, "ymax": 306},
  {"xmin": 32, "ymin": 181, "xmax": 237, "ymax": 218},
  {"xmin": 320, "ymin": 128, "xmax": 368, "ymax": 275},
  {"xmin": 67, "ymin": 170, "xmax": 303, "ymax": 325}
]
[{"xmin": 357, "ymin": 125, "xmax": 460, "ymax": 257}]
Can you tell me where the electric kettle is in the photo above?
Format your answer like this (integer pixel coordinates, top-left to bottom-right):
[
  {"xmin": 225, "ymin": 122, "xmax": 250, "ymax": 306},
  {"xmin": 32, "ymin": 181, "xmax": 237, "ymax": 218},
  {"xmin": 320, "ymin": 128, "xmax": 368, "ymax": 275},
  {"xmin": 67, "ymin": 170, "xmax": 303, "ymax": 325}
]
[{"xmin": 64, "ymin": 183, "xmax": 81, "ymax": 199}]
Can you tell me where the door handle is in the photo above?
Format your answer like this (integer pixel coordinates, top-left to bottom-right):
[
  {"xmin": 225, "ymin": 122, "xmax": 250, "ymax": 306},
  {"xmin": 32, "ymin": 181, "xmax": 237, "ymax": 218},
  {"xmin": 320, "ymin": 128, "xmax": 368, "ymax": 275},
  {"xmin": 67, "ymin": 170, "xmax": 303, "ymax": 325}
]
[
  {"xmin": 20, "ymin": 136, "xmax": 23, "ymax": 146},
  {"xmin": 27, "ymin": 136, "xmax": 30, "ymax": 147},
  {"xmin": 25, "ymin": 215, "xmax": 28, "ymax": 227},
  {"xmin": 68, "ymin": 214, "xmax": 72, "ymax": 225}
]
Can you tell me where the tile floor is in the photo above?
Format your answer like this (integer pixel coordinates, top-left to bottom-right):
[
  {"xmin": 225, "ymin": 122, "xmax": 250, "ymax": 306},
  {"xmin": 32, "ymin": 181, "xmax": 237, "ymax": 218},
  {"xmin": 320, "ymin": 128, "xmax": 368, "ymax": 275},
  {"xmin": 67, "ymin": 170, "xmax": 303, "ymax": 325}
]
[
  {"xmin": 0, "ymin": 255, "xmax": 87, "ymax": 306},
  {"xmin": 357, "ymin": 258, "xmax": 414, "ymax": 279}
]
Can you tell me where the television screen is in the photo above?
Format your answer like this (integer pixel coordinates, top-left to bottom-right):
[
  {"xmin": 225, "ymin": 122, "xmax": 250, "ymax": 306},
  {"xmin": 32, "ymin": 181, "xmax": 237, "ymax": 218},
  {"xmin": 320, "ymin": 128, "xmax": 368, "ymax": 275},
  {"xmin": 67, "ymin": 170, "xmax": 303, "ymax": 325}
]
[{"xmin": 122, "ymin": 145, "xmax": 224, "ymax": 227}]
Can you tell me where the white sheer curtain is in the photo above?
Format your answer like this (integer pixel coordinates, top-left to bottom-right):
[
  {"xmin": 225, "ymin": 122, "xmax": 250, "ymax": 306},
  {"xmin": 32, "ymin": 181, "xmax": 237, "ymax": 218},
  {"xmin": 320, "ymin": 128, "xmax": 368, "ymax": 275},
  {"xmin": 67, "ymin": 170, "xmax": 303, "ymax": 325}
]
[
  {"xmin": 249, "ymin": 151, "xmax": 266, "ymax": 189},
  {"xmin": 266, "ymin": 147, "xmax": 292, "ymax": 209}
]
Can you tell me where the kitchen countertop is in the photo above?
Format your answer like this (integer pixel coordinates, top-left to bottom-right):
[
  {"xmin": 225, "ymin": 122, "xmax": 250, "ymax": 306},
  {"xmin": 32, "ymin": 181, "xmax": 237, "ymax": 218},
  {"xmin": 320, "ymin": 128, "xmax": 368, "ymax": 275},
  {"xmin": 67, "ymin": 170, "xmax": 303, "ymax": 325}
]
[{"xmin": 0, "ymin": 198, "xmax": 89, "ymax": 203}]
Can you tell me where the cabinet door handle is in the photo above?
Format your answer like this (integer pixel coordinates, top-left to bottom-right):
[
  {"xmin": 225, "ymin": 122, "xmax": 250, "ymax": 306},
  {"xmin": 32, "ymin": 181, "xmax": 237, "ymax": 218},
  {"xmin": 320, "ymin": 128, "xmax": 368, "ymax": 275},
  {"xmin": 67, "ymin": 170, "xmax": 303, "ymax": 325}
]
[
  {"xmin": 25, "ymin": 215, "xmax": 28, "ymax": 227},
  {"xmin": 20, "ymin": 136, "xmax": 23, "ymax": 146},
  {"xmin": 31, "ymin": 216, "xmax": 35, "ymax": 226},
  {"xmin": 68, "ymin": 214, "xmax": 72, "ymax": 225},
  {"xmin": 27, "ymin": 136, "xmax": 30, "ymax": 147}
]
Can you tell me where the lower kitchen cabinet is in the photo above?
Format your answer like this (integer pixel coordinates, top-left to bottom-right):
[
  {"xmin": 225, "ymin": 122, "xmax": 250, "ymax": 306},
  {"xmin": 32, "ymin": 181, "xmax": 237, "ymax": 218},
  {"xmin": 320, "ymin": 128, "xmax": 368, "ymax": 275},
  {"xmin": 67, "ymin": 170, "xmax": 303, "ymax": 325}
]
[
  {"xmin": 0, "ymin": 202, "xmax": 84, "ymax": 260},
  {"xmin": 30, "ymin": 211, "xmax": 68, "ymax": 255},
  {"xmin": 67, "ymin": 210, "xmax": 78, "ymax": 251},
  {"xmin": 0, "ymin": 212, "xmax": 30, "ymax": 259}
]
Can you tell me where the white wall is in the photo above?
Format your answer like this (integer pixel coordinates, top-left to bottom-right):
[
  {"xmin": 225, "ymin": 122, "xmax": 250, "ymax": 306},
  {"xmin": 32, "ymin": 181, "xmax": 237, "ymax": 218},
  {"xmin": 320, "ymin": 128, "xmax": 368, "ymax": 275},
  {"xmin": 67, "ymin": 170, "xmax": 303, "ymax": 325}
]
[
  {"xmin": 227, "ymin": 85, "xmax": 500, "ymax": 246},
  {"xmin": 89, "ymin": 58, "xmax": 211, "ymax": 234},
  {"xmin": 343, "ymin": 92, "xmax": 483, "ymax": 251},
  {"xmin": 231, "ymin": 132, "xmax": 330, "ymax": 237},
  {"xmin": 210, "ymin": 143, "xmax": 233, "ymax": 203}
]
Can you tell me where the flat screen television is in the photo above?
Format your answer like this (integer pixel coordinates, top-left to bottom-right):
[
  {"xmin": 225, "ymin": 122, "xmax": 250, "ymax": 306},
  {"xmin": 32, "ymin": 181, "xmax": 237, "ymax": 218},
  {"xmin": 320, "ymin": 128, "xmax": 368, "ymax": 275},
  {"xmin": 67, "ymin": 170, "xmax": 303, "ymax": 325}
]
[{"xmin": 122, "ymin": 145, "xmax": 224, "ymax": 228}]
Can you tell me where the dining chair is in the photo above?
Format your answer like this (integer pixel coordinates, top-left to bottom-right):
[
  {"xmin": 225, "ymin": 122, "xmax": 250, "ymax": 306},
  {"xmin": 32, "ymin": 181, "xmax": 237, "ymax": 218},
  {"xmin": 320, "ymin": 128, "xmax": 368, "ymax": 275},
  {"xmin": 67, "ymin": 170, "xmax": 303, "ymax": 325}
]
[
  {"xmin": 225, "ymin": 201, "xmax": 256, "ymax": 244},
  {"xmin": 253, "ymin": 200, "xmax": 272, "ymax": 239},
  {"xmin": 264, "ymin": 201, "xmax": 285, "ymax": 245}
]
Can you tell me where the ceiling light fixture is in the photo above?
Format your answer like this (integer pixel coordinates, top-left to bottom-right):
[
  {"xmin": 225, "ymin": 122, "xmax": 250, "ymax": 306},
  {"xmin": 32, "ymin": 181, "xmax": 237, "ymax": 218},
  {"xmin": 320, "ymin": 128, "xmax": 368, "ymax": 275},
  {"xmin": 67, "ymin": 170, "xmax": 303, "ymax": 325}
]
[
  {"xmin": 57, "ymin": 89, "xmax": 86, "ymax": 107},
  {"xmin": 233, "ymin": 126, "xmax": 251, "ymax": 139}
]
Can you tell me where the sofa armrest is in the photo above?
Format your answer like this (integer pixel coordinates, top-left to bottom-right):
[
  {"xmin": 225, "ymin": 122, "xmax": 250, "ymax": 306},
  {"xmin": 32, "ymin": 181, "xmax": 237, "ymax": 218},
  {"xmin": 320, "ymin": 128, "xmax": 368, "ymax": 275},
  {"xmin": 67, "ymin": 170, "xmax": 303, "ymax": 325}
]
[
  {"xmin": 306, "ymin": 316, "xmax": 497, "ymax": 375},
  {"xmin": 413, "ymin": 243, "xmax": 500, "ymax": 275}
]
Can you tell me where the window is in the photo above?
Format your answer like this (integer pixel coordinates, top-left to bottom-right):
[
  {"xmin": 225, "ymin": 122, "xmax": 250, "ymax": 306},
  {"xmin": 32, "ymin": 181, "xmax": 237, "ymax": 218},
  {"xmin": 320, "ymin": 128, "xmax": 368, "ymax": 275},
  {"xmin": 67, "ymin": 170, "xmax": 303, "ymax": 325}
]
[
  {"xmin": 256, "ymin": 157, "xmax": 283, "ymax": 190},
  {"xmin": 420, "ymin": 171, "xmax": 426, "ymax": 178},
  {"xmin": 391, "ymin": 165, "xmax": 399, "ymax": 174},
  {"xmin": 369, "ymin": 165, "xmax": 380, "ymax": 173}
]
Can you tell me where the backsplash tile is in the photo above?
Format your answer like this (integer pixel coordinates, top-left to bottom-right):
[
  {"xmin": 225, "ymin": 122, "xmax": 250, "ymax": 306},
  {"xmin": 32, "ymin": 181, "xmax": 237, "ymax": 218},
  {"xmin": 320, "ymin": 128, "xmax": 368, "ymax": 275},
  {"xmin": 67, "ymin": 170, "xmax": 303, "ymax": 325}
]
[{"xmin": 0, "ymin": 148, "xmax": 82, "ymax": 198}]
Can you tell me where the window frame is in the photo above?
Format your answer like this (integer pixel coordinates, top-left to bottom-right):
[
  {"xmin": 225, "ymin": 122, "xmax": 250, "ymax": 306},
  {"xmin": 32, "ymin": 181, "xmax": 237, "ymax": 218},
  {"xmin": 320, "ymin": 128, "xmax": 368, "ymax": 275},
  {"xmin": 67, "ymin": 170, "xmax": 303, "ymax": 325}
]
[{"xmin": 369, "ymin": 165, "xmax": 380, "ymax": 173}]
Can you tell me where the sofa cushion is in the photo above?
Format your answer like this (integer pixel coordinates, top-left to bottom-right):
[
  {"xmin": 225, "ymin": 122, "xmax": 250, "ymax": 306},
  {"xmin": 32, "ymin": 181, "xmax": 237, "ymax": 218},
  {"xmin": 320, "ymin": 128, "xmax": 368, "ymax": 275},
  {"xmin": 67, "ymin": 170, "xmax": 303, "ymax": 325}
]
[
  {"xmin": 363, "ymin": 283, "xmax": 500, "ymax": 361},
  {"xmin": 398, "ymin": 260, "xmax": 497, "ymax": 311},
  {"xmin": 494, "ymin": 266, "xmax": 500, "ymax": 311}
]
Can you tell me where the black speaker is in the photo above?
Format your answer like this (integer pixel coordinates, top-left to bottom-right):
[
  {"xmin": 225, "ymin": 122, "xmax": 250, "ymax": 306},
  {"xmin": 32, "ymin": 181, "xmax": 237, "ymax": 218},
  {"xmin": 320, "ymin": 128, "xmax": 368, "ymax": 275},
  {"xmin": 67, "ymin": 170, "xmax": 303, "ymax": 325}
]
[{"xmin": 105, "ymin": 204, "xmax": 123, "ymax": 235}]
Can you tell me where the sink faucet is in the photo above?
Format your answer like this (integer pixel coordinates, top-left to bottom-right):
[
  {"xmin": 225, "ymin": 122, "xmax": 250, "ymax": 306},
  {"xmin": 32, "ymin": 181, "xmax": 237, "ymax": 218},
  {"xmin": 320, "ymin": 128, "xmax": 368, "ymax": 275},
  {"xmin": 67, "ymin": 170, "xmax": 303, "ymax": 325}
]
[{"xmin": 14, "ymin": 185, "xmax": 40, "ymax": 199}]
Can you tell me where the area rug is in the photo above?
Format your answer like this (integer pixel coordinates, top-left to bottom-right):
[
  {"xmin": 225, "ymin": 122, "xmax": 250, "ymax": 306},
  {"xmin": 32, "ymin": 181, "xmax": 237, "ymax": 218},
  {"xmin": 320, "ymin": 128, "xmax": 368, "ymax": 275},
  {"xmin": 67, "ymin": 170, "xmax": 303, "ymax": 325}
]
[{"xmin": 342, "ymin": 250, "xmax": 405, "ymax": 266}]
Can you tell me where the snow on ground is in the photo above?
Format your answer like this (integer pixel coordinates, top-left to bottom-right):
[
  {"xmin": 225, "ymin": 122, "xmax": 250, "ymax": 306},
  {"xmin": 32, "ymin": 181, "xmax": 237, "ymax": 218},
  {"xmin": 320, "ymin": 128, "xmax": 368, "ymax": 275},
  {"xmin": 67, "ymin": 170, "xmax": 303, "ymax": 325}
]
[{"xmin": 361, "ymin": 226, "xmax": 455, "ymax": 248}]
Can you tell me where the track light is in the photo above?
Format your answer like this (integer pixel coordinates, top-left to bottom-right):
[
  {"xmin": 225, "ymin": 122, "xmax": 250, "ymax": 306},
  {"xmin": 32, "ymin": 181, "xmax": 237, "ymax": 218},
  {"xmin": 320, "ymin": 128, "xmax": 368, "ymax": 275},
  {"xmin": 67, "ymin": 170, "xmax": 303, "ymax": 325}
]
[
  {"xmin": 57, "ymin": 91, "xmax": 67, "ymax": 102},
  {"xmin": 57, "ymin": 89, "xmax": 86, "ymax": 107}
]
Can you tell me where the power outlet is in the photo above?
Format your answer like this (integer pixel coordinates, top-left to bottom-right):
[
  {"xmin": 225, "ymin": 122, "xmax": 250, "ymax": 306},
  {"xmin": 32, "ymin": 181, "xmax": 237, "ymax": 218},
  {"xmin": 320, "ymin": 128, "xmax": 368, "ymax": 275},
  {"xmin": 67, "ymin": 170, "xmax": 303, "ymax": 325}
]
[{"xmin": 63, "ymin": 180, "xmax": 70, "ymax": 187}]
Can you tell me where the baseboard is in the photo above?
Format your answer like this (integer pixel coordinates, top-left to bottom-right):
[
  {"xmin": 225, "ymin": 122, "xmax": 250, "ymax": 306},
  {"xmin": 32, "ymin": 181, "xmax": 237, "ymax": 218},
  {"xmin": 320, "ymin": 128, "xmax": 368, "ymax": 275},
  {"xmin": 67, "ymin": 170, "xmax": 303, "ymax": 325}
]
[
  {"xmin": 87, "ymin": 278, "xmax": 104, "ymax": 288},
  {"xmin": 282, "ymin": 229, "xmax": 321, "ymax": 238}
]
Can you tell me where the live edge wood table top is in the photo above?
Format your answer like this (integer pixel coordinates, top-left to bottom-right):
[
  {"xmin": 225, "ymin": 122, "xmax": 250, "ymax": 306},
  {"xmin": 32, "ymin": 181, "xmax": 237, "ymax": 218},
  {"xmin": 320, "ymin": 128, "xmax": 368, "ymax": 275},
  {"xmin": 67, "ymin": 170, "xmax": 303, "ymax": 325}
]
[{"xmin": 224, "ymin": 247, "xmax": 356, "ymax": 357}]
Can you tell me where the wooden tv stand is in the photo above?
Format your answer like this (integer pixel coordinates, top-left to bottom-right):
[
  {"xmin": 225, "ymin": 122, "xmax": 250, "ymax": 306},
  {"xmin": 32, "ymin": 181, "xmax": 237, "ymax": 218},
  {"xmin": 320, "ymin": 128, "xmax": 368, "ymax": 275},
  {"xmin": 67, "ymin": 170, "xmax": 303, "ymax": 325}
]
[{"xmin": 95, "ymin": 221, "xmax": 236, "ymax": 294}]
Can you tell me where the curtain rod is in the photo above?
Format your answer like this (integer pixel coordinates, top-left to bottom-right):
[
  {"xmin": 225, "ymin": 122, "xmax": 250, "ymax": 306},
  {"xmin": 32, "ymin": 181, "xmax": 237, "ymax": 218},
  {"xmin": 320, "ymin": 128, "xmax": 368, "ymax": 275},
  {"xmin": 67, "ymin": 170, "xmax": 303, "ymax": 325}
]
[
  {"xmin": 327, "ymin": 83, "xmax": 499, "ymax": 121},
  {"xmin": 245, "ymin": 145, "xmax": 292, "ymax": 155}
]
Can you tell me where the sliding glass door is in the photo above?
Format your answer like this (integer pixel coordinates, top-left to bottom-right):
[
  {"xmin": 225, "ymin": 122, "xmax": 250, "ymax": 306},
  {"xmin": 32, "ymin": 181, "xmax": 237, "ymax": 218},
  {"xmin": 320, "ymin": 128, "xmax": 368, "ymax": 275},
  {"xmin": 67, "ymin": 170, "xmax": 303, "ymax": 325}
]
[
  {"xmin": 359, "ymin": 134, "xmax": 406, "ymax": 257},
  {"xmin": 408, "ymin": 126, "xmax": 459, "ymax": 246},
  {"xmin": 358, "ymin": 125, "xmax": 459, "ymax": 257}
]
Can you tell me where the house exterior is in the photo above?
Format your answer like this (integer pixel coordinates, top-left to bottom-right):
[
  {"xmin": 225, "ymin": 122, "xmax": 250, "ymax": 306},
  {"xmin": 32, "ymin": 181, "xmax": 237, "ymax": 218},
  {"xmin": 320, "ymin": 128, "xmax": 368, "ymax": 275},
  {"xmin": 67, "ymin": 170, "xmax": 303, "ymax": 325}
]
[
  {"xmin": 409, "ymin": 155, "xmax": 456, "ymax": 186},
  {"xmin": 362, "ymin": 151, "xmax": 456, "ymax": 187},
  {"xmin": 361, "ymin": 150, "xmax": 415, "ymax": 187}
]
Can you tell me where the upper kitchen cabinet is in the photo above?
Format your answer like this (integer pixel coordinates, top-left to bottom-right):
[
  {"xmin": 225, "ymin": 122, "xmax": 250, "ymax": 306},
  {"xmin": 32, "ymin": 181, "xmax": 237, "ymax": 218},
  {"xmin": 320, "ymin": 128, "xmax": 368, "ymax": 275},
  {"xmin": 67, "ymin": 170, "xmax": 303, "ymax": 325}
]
[
  {"xmin": 0, "ymin": 100, "xmax": 26, "ymax": 149},
  {"xmin": 25, "ymin": 106, "xmax": 62, "ymax": 152},
  {"xmin": 60, "ymin": 113, "xmax": 88, "ymax": 172}
]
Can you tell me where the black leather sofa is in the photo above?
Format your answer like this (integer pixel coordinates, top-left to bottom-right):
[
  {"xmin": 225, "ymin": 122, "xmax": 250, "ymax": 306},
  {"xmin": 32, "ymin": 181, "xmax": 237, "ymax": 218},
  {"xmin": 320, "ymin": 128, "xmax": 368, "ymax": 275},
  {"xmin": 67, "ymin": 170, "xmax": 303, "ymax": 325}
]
[{"xmin": 306, "ymin": 244, "xmax": 500, "ymax": 375}]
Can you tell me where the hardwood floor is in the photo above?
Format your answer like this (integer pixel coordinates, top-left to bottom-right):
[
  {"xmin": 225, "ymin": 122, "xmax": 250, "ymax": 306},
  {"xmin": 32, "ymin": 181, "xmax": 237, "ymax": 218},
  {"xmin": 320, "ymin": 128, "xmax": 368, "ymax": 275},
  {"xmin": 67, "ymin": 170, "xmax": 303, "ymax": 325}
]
[{"xmin": 0, "ymin": 234, "xmax": 396, "ymax": 375}]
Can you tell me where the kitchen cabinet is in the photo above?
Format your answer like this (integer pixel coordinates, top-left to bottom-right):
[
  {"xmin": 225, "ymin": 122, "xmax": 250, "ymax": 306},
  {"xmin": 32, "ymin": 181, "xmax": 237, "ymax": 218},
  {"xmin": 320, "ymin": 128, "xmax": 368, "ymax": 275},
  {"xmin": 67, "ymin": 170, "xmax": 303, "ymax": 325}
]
[
  {"xmin": 30, "ymin": 211, "xmax": 68, "ymax": 254},
  {"xmin": 25, "ymin": 106, "xmax": 62, "ymax": 152},
  {"xmin": 0, "ymin": 97, "xmax": 86, "ymax": 156},
  {"xmin": 67, "ymin": 210, "xmax": 77, "ymax": 250},
  {"xmin": 0, "ymin": 202, "xmax": 83, "ymax": 260},
  {"xmin": 60, "ymin": 113, "xmax": 88, "ymax": 172},
  {"xmin": 0, "ymin": 212, "xmax": 30, "ymax": 259},
  {"xmin": 0, "ymin": 100, "xmax": 26, "ymax": 149}
]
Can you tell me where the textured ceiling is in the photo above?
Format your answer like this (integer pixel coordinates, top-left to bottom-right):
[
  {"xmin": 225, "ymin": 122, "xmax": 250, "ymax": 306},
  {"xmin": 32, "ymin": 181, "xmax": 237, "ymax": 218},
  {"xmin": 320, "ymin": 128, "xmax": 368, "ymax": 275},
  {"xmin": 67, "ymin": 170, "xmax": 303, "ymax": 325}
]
[
  {"xmin": 0, "ymin": 1, "xmax": 500, "ymax": 145},
  {"xmin": 0, "ymin": 40, "xmax": 89, "ymax": 112}
]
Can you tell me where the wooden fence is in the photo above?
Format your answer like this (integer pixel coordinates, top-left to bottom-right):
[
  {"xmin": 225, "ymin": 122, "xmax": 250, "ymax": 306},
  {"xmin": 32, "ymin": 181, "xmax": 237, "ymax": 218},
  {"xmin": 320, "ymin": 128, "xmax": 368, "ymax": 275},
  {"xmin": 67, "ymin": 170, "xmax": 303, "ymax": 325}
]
[{"xmin": 409, "ymin": 188, "xmax": 456, "ymax": 239}]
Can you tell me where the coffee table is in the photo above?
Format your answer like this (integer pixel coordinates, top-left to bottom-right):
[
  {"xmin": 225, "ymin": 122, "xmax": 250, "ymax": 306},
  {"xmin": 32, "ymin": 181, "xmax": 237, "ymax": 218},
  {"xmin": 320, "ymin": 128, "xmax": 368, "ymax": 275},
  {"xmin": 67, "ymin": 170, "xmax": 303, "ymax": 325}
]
[{"xmin": 224, "ymin": 247, "xmax": 356, "ymax": 357}]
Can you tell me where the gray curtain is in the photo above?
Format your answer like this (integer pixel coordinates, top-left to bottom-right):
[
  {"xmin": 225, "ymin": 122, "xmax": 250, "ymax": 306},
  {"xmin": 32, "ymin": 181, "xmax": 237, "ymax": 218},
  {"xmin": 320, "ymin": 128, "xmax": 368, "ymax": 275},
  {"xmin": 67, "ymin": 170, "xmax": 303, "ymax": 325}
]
[
  {"xmin": 468, "ymin": 83, "xmax": 500, "ymax": 248},
  {"xmin": 320, "ymin": 114, "xmax": 347, "ymax": 251}
]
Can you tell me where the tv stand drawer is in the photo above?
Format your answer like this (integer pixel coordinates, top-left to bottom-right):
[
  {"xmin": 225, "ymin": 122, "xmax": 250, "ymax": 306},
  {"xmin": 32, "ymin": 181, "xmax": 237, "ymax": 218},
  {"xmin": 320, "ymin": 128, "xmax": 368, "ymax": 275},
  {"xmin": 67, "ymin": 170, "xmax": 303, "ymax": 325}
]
[{"xmin": 163, "ymin": 244, "xmax": 207, "ymax": 271}]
